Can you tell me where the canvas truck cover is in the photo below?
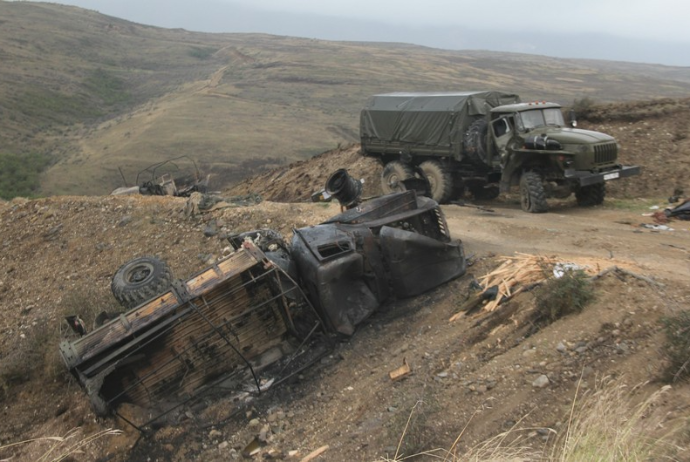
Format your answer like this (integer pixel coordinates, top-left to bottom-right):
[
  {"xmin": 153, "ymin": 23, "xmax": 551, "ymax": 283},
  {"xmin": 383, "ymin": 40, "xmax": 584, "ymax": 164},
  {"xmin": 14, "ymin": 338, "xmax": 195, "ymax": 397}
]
[{"xmin": 360, "ymin": 91, "xmax": 520, "ymax": 151}]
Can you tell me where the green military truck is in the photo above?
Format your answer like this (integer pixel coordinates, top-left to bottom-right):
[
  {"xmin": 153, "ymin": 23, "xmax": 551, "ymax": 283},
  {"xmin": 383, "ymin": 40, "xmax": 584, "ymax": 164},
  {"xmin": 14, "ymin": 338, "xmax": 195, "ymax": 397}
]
[{"xmin": 360, "ymin": 91, "xmax": 639, "ymax": 212}]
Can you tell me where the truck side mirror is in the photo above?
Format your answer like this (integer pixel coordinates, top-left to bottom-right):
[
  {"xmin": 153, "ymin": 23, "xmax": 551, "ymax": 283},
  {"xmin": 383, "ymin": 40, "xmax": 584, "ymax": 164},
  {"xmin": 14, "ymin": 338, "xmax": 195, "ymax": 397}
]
[{"xmin": 568, "ymin": 110, "xmax": 577, "ymax": 128}]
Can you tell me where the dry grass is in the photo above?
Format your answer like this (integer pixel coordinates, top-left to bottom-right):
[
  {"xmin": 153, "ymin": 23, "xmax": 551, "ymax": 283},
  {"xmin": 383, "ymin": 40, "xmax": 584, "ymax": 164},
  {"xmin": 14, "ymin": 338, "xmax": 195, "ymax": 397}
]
[
  {"xmin": 553, "ymin": 379, "xmax": 683, "ymax": 461},
  {"xmin": 376, "ymin": 379, "xmax": 686, "ymax": 462},
  {"xmin": 0, "ymin": 427, "xmax": 122, "ymax": 462}
]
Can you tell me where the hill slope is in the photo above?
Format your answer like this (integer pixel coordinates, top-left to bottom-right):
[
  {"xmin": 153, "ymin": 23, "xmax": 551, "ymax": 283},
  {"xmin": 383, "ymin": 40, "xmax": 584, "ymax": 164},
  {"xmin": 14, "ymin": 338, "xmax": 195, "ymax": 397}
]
[
  {"xmin": 1, "ymin": 189, "xmax": 689, "ymax": 461},
  {"xmin": 3, "ymin": 2, "xmax": 690, "ymax": 196}
]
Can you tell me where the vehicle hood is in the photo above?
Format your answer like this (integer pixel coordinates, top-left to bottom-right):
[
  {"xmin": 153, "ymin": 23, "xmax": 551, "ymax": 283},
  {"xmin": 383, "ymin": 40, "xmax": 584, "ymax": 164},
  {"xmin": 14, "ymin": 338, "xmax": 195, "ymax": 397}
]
[{"xmin": 528, "ymin": 128, "xmax": 615, "ymax": 144}]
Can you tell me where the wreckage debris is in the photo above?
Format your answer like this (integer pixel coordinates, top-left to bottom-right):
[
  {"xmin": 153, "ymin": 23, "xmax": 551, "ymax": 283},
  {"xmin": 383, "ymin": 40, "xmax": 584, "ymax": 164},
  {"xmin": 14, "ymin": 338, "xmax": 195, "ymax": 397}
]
[
  {"xmin": 450, "ymin": 253, "xmax": 596, "ymax": 321},
  {"xmin": 388, "ymin": 358, "xmax": 411, "ymax": 381},
  {"xmin": 111, "ymin": 155, "xmax": 209, "ymax": 198},
  {"xmin": 652, "ymin": 198, "xmax": 690, "ymax": 223},
  {"xmin": 60, "ymin": 188, "xmax": 466, "ymax": 428},
  {"xmin": 451, "ymin": 254, "xmax": 667, "ymax": 322}
]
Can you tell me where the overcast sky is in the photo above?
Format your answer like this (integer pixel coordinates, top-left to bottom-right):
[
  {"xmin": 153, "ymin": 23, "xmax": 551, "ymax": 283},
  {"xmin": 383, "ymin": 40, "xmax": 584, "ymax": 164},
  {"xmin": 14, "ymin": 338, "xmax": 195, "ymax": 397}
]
[{"xmin": 39, "ymin": 0, "xmax": 690, "ymax": 66}]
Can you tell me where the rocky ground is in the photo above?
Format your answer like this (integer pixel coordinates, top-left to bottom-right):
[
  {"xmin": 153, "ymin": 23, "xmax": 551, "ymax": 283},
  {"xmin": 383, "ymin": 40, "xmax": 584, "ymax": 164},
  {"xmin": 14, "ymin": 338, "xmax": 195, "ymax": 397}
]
[{"xmin": 1, "ymin": 98, "xmax": 690, "ymax": 461}]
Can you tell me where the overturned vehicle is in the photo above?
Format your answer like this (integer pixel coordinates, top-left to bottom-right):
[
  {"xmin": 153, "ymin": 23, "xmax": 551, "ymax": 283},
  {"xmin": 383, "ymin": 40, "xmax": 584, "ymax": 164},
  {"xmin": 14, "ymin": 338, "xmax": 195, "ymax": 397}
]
[{"xmin": 59, "ymin": 187, "xmax": 465, "ymax": 429}]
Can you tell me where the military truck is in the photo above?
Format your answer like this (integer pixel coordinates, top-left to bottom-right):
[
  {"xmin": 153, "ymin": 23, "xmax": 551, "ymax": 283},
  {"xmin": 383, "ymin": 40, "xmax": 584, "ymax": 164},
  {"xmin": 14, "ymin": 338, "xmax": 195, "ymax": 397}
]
[{"xmin": 360, "ymin": 91, "xmax": 640, "ymax": 212}]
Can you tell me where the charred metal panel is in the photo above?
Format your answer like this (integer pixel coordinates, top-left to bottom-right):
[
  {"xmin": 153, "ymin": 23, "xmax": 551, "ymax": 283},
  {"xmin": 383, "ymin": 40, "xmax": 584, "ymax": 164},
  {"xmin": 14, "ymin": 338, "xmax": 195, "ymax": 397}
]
[
  {"xmin": 378, "ymin": 226, "xmax": 466, "ymax": 298},
  {"xmin": 323, "ymin": 190, "xmax": 419, "ymax": 225},
  {"xmin": 291, "ymin": 191, "xmax": 466, "ymax": 335},
  {"xmin": 292, "ymin": 228, "xmax": 380, "ymax": 336}
]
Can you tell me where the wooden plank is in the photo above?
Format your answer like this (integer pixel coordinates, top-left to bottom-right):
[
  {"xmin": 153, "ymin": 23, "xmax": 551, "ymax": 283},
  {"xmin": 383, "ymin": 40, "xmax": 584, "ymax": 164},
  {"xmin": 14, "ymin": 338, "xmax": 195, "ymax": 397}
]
[{"xmin": 389, "ymin": 358, "xmax": 411, "ymax": 381}]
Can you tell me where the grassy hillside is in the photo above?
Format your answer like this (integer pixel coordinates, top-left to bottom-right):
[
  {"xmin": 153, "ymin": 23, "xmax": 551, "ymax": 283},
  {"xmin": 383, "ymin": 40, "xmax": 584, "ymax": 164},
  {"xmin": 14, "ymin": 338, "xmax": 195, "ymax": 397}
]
[{"xmin": 3, "ymin": 2, "xmax": 690, "ymax": 196}]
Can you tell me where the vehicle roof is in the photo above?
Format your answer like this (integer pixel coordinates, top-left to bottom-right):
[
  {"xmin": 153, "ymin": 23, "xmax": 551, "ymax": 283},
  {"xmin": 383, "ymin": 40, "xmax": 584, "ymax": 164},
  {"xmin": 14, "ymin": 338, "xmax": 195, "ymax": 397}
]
[
  {"xmin": 365, "ymin": 91, "xmax": 520, "ymax": 111},
  {"xmin": 491, "ymin": 101, "xmax": 562, "ymax": 112}
]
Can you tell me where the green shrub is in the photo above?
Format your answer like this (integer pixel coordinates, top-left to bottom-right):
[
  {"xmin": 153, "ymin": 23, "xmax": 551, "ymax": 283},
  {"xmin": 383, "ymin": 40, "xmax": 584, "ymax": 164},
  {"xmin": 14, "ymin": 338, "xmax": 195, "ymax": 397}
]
[
  {"xmin": 0, "ymin": 152, "xmax": 51, "ymax": 199},
  {"xmin": 188, "ymin": 46, "xmax": 217, "ymax": 60},
  {"xmin": 572, "ymin": 97, "xmax": 596, "ymax": 120},
  {"xmin": 85, "ymin": 68, "xmax": 131, "ymax": 106},
  {"xmin": 534, "ymin": 270, "xmax": 595, "ymax": 323},
  {"xmin": 661, "ymin": 310, "xmax": 690, "ymax": 382}
]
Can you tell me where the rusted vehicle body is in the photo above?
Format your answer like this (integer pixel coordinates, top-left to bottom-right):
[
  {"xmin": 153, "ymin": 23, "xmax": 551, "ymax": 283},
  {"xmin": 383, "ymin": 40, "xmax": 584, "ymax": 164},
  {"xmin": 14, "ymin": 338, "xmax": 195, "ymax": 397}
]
[
  {"xmin": 59, "ymin": 190, "xmax": 466, "ymax": 428},
  {"xmin": 60, "ymin": 244, "xmax": 320, "ymax": 427},
  {"xmin": 111, "ymin": 155, "xmax": 209, "ymax": 197}
]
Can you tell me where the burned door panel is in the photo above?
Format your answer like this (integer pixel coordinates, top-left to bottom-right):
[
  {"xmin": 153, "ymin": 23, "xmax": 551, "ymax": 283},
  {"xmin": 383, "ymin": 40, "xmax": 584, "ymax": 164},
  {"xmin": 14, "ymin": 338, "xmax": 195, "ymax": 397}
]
[{"xmin": 378, "ymin": 226, "xmax": 466, "ymax": 298}]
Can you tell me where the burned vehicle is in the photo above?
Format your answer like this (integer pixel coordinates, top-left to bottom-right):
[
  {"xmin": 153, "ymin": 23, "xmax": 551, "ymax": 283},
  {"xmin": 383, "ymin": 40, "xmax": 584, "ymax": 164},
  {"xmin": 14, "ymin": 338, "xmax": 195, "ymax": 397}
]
[
  {"xmin": 111, "ymin": 155, "xmax": 209, "ymax": 197},
  {"xmin": 59, "ymin": 186, "xmax": 465, "ymax": 429}
]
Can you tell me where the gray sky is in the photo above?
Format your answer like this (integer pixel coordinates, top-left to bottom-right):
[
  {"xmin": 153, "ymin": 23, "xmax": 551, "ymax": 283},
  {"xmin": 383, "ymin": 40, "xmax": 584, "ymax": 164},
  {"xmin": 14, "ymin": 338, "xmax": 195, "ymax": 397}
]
[
  {"xmin": 40, "ymin": 0, "xmax": 690, "ymax": 65},
  {"xmin": 244, "ymin": 0, "xmax": 690, "ymax": 42}
]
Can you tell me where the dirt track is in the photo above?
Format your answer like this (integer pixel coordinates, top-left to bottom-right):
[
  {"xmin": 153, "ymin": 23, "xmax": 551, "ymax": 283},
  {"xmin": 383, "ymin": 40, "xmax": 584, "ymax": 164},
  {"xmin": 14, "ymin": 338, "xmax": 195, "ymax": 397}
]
[{"xmin": 444, "ymin": 198, "xmax": 690, "ymax": 283}]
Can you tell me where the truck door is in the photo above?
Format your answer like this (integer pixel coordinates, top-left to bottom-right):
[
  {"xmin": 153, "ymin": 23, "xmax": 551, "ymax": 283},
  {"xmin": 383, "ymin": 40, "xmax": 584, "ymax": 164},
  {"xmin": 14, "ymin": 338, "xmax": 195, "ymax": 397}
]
[{"xmin": 491, "ymin": 116, "xmax": 515, "ymax": 167}]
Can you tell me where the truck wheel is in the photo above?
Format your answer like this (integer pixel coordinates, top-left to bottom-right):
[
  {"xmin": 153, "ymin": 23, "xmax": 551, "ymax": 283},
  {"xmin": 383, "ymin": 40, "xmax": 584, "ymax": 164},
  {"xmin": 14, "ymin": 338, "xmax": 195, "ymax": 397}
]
[
  {"xmin": 381, "ymin": 161, "xmax": 414, "ymax": 194},
  {"xmin": 111, "ymin": 256, "xmax": 173, "ymax": 309},
  {"xmin": 519, "ymin": 172, "xmax": 548, "ymax": 213},
  {"xmin": 419, "ymin": 160, "xmax": 453, "ymax": 204},
  {"xmin": 575, "ymin": 183, "xmax": 606, "ymax": 206},
  {"xmin": 463, "ymin": 119, "xmax": 489, "ymax": 164}
]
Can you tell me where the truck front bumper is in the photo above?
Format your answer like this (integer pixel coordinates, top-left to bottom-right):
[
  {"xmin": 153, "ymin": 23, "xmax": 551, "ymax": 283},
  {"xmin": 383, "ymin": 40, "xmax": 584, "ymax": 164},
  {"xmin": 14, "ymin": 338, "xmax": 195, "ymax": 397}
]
[{"xmin": 564, "ymin": 165, "xmax": 640, "ymax": 187}]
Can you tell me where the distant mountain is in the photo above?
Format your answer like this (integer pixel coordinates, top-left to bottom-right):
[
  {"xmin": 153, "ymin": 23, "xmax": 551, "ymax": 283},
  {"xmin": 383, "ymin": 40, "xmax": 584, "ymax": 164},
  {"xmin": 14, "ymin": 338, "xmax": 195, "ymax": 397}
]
[
  {"xmin": 2, "ymin": 2, "xmax": 690, "ymax": 196},
  {"xmin": 50, "ymin": 0, "xmax": 690, "ymax": 66}
]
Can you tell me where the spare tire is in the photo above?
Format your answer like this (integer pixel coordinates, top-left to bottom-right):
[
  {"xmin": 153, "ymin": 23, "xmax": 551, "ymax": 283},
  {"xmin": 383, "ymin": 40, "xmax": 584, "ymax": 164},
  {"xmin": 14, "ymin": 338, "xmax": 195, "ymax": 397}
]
[
  {"xmin": 111, "ymin": 256, "xmax": 173, "ymax": 309},
  {"xmin": 463, "ymin": 118, "xmax": 489, "ymax": 165}
]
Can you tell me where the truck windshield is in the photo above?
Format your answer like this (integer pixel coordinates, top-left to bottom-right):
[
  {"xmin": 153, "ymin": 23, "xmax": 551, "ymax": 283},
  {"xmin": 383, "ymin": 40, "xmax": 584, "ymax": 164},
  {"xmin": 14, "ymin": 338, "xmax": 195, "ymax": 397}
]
[{"xmin": 518, "ymin": 108, "xmax": 565, "ymax": 130}]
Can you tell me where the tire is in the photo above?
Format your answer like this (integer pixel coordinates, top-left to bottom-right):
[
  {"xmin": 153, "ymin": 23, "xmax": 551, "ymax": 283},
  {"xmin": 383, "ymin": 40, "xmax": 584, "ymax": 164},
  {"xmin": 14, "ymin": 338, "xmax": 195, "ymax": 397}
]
[
  {"xmin": 463, "ymin": 118, "xmax": 489, "ymax": 164},
  {"xmin": 519, "ymin": 172, "xmax": 548, "ymax": 213},
  {"xmin": 381, "ymin": 161, "xmax": 414, "ymax": 194},
  {"xmin": 471, "ymin": 185, "xmax": 500, "ymax": 200},
  {"xmin": 419, "ymin": 160, "xmax": 453, "ymax": 204},
  {"xmin": 111, "ymin": 256, "xmax": 173, "ymax": 309},
  {"xmin": 576, "ymin": 183, "xmax": 606, "ymax": 206}
]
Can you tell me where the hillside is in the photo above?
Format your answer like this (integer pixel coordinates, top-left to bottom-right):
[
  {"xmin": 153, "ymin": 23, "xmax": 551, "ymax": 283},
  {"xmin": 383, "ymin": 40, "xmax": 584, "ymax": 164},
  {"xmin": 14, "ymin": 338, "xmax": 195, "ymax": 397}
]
[
  {"xmin": 1, "ymin": 181, "xmax": 689, "ymax": 461},
  {"xmin": 0, "ymin": 99, "xmax": 689, "ymax": 462},
  {"xmin": 3, "ymin": 3, "xmax": 690, "ymax": 197},
  {"xmin": 1, "ymin": 6, "xmax": 690, "ymax": 459}
]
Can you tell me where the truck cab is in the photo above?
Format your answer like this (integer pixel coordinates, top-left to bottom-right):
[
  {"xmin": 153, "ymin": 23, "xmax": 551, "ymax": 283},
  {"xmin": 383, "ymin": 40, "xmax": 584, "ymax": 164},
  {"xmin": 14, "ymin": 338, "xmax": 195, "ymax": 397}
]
[{"xmin": 486, "ymin": 101, "xmax": 639, "ymax": 212}]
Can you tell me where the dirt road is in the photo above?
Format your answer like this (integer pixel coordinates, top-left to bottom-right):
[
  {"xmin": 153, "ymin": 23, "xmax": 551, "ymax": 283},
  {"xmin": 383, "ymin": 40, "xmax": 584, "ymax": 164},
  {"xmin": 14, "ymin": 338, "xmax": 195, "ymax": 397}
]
[{"xmin": 444, "ymin": 198, "xmax": 690, "ymax": 283}]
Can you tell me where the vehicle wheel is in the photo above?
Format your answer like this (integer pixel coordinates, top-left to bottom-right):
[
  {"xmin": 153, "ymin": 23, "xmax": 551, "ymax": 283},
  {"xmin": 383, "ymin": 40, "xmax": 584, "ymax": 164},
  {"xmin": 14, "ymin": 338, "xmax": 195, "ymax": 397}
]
[
  {"xmin": 381, "ymin": 161, "xmax": 414, "ymax": 194},
  {"xmin": 575, "ymin": 183, "xmax": 606, "ymax": 206},
  {"xmin": 419, "ymin": 160, "xmax": 453, "ymax": 203},
  {"xmin": 471, "ymin": 185, "xmax": 500, "ymax": 200},
  {"xmin": 519, "ymin": 172, "xmax": 548, "ymax": 213},
  {"xmin": 463, "ymin": 118, "xmax": 489, "ymax": 164},
  {"xmin": 111, "ymin": 256, "xmax": 173, "ymax": 309}
]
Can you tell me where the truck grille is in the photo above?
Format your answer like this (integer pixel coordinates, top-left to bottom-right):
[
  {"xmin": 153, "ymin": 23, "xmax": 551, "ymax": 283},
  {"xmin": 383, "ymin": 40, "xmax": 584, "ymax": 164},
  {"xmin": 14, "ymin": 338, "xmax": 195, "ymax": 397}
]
[{"xmin": 594, "ymin": 143, "xmax": 617, "ymax": 164}]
